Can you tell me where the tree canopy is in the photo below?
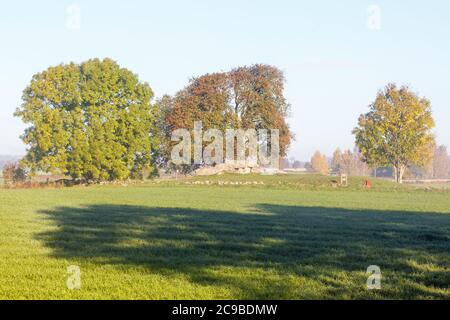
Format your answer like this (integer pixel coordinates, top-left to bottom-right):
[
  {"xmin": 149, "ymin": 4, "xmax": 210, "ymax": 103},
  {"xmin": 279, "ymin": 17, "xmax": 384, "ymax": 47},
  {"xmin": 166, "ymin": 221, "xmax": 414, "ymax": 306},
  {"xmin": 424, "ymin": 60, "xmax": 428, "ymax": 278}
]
[
  {"xmin": 311, "ymin": 151, "xmax": 329, "ymax": 175},
  {"xmin": 433, "ymin": 145, "xmax": 449, "ymax": 179},
  {"xmin": 331, "ymin": 148, "xmax": 369, "ymax": 176},
  {"xmin": 161, "ymin": 64, "xmax": 292, "ymax": 168},
  {"xmin": 353, "ymin": 83, "xmax": 435, "ymax": 183},
  {"xmin": 15, "ymin": 58, "xmax": 159, "ymax": 182}
]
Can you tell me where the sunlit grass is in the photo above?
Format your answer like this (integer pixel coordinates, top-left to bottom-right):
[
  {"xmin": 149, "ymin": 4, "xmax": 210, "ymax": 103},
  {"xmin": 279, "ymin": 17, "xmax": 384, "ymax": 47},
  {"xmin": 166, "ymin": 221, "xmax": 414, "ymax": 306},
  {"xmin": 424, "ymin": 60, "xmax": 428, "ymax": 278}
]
[{"xmin": 0, "ymin": 174, "xmax": 449, "ymax": 299}]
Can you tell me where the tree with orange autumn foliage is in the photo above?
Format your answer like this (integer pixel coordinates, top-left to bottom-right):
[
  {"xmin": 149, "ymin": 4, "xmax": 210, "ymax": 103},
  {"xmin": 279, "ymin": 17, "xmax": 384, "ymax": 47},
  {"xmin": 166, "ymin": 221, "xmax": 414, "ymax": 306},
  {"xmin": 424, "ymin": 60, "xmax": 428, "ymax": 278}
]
[
  {"xmin": 311, "ymin": 151, "xmax": 329, "ymax": 175},
  {"xmin": 161, "ymin": 65, "xmax": 293, "ymax": 168}
]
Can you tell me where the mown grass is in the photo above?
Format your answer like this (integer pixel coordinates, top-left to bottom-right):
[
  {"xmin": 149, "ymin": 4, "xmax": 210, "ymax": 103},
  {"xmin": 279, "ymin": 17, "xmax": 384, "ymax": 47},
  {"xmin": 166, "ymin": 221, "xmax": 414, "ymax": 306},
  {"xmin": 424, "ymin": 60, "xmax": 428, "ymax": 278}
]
[
  {"xmin": 0, "ymin": 174, "xmax": 449, "ymax": 299},
  {"xmin": 159, "ymin": 173, "xmax": 415, "ymax": 191}
]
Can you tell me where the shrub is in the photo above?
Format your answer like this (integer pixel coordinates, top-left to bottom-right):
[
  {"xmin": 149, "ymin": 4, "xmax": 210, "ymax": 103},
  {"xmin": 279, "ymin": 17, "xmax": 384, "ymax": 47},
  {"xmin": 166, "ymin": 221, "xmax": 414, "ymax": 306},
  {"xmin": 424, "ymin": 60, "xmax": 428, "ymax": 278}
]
[{"xmin": 2, "ymin": 163, "xmax": 27, "ymax": 186}]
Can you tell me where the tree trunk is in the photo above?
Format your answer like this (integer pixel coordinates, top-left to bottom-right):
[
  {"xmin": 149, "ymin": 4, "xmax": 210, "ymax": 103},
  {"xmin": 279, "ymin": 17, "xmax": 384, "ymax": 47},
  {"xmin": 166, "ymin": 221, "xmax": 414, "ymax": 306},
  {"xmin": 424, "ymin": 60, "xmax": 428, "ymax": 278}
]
[{"xmin": 394, "ymin": 165, "xmax": 405, "ymax": 184}]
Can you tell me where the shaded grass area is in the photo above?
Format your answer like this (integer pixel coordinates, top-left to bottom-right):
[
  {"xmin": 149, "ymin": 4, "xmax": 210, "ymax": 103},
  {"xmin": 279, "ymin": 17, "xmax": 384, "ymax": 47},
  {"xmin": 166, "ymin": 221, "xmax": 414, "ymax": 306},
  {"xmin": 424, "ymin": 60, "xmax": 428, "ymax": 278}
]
[
  {"xmin": 0, "ymin": 178, "xmax": 449, "ymax": 299},
  {"xmin": 38, "ymin": 204, "xmax": 450, "ymax": 299}
]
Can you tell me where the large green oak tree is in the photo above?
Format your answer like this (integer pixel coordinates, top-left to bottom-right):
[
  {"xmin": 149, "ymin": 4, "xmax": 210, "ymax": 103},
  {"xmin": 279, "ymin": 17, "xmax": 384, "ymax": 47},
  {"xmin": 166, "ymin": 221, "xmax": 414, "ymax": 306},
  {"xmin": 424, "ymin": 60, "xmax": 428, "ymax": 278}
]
[{"xmin": 15, "ymin": 58, "xmax": 159, "ymax": 182}]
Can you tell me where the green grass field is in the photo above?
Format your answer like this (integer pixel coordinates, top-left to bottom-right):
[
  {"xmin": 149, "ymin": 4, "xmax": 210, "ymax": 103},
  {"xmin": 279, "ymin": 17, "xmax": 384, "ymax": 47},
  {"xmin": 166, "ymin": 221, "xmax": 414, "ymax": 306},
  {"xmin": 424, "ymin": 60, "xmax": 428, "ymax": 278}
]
[{"xmin": 1, "ymin": 174, "xmax": 449, "ymax": 299}]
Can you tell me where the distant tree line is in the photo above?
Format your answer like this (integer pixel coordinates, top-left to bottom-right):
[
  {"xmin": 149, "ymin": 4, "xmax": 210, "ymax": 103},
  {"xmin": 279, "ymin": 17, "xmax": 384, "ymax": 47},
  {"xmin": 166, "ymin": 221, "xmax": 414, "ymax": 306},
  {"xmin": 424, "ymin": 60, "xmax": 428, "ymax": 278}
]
[
  {"xmin": 405, "ymin": 145, "xmax": 449, "ymax": 179},
  {"xmin": 305, "ymin": 148, "xmax": 369, "ymax": 176},
  {"xmin": 307, "ymin": 145, "xmax": 449, "ymax": 179}
]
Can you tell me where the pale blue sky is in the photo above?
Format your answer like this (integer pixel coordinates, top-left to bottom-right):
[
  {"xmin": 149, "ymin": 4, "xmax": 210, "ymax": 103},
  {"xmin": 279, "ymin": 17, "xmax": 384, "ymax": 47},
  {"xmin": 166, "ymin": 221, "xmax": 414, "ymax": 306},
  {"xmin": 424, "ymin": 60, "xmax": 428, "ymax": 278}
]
[{"xmin": 1, "ymin": 0, "xmax": 449, "ymax": 160}]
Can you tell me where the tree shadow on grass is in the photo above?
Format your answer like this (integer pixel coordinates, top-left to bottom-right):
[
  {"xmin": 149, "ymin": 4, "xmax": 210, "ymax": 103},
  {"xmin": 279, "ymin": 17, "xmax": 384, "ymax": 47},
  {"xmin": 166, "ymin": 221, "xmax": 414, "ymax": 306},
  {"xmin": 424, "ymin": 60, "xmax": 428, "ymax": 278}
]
[{"xmin": 36, "ymin": 204, "xmax": 450, "ymax": 299}]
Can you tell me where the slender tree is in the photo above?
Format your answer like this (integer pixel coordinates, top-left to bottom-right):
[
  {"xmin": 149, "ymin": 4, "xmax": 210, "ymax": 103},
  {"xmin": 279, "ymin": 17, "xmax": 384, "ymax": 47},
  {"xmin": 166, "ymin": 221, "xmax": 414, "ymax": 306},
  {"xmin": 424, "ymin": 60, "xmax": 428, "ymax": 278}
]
[
  {"xmin": 353, "ymin": 84, "xmax": 435, "ymax": 183},
  {"xmin": 311, "ymin": 151, "xmax": 329, "ymax": 175},
  {"xmin": 332, "ymin": 148, "xmax": 343, "ymax": 173},
  {"xmin": 433, "ymin": 145, "xmax": 449, "ymax": 179}
]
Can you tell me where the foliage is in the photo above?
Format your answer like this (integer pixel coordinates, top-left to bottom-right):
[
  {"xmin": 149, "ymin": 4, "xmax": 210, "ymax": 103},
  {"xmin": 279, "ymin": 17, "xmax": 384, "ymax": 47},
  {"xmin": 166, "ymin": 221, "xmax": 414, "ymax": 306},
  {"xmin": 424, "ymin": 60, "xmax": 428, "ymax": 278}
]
[
  {"xmin": 353, "ymin": 83, "xmax": 435, "ymax": 183},
  {"xmin": 331, "ymin": 148, "xmax": 370, "ymax": 176},
  {"xmin": 332, "ymin": 148, "xmax": 343, "ymax": 173},
  {"xmin": 162, "ymin": 65, "xmax": 293, "ymax": 168},
  {"xmin": 2, "ymin": 163, "xmax": 15, "ymax": 183},
  {"xmin": 229, "ymin": 65, "xmax": 292, "ymax": 156},
  {"xmin": 433, "ymin": 145, "xmax": 449, "ymax": 179},
  {"xmin": 2, "ymin": 162, "xmax": 27, "ymax": 185},
  {"xmin": 15, "ymin": 58, "xmax": 159, "ymax": 182},
  {"xmin": 311, "ymin": 151, "xmax": 329, "ymax": 175}
]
